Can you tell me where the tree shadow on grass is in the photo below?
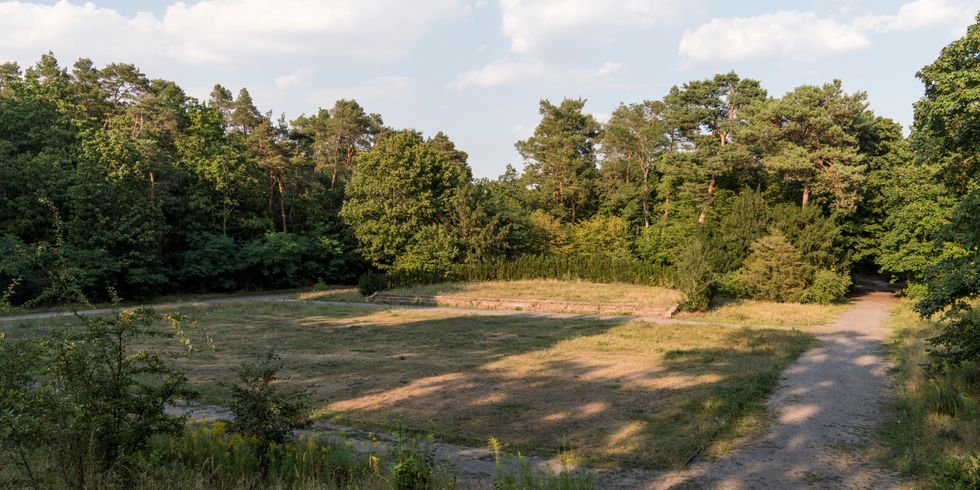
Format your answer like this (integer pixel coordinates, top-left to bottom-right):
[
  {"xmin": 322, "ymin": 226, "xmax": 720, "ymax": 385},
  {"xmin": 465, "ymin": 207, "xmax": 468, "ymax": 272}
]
[{"xmin": 269, "ymin": 317, "xmax": 814, "ymax": 470}]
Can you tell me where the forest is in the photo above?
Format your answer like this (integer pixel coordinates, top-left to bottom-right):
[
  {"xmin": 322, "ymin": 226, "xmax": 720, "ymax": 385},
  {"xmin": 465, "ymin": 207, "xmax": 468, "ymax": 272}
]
[{"xmin": 0, "ymin": 17, "xmax": 977, "ymax": 356}]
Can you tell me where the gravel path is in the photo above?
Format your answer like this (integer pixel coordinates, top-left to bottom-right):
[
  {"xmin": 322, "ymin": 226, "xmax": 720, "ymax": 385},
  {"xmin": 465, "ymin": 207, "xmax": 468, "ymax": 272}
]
[{"xmin": 641, "ymin": 291, "xmax": 901, "ymax": 489}]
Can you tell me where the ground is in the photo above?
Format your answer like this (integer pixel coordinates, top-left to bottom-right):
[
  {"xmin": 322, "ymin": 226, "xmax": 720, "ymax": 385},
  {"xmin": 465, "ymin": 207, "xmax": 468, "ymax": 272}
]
[
  {"xmin": 385, "ymin": 279, "xmax": 684, "ymax": 308},
  {"xmin": 1, "ymin": 280, "xmax": 903, "ymax": 487},
  {"xmin": 5, "ymin": 298, "xmax": 810, "ymax": 469}
]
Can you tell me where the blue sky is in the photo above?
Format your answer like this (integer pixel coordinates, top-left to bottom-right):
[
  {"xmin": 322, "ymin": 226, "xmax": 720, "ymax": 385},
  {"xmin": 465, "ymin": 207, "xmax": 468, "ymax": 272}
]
[{"xmin": 1, "ymin": 0, "xmax": 977, "ymax": 177}]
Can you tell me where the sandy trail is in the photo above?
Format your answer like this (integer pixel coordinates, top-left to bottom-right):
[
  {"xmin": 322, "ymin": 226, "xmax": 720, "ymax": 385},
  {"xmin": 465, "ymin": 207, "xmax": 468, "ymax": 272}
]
[{"xmin": 630, "ymin": 291, "xmax": 901, "ymax": 489}]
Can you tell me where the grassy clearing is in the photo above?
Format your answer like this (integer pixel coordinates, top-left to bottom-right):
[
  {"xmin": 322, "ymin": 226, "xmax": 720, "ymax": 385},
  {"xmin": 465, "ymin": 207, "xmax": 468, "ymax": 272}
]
[
  {"xmin": 297, "ymin": 287, "xmax": 366, "ymax": 303},
  {"xmin": 7, "ymin": 301, "xmax": 813, "ymax": 469},
  {"xmin": 384, "ymin": 279, "xmax": 684, "ymax": 308},
  {"xmin": 880, "ymin": 300, "xmax": 980, "ymax": 487},
  {"xmin": 676, "ymin": 296, "xmax": 848, "ymax": 327}
]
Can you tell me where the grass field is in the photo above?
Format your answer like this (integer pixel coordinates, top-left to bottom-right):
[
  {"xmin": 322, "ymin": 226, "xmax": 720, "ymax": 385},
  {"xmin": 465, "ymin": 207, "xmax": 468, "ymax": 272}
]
[
  {"xmin": 384, "ymin": 280, "xmax": 685, "ymax": 308},
  {"xmin": 676, "ymin": 297, "xmax": 848, "ymax": 327},
  {"xmin": 879, "ymin": 300, "xmax": 980, "ymax": 486},
  {"xmin": 6, "ymin": 300, "xmax": 813, "ymax": 469}
]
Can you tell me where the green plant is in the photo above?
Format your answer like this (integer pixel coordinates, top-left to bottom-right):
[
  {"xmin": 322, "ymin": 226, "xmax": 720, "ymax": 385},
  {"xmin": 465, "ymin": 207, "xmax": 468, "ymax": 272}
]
[
  {"xmin": 739, "ymin": 231, "xmax": 812, "ymax": 302},
  {"xmin": 227, "ymin": 349, "xmax": 312, "ymax": 466},
  {"xmin": 674, "ymin": 240, "xmax": 713, "ymax": 312},
  {"xmin": 935, "ymin": 453, "xmax": 980, "ymax": 489},
  {"xmin": 489, "ymin": 436, "xmax": 595, "ymax": 490},
  {"xmin": 0, "ymin": 305, "xmax": 207, "ymax": 488},
  {"xmin": 714, "ymin": 270, "xmax": 751, "ymax": 299},
  {"xmin": 800, "ymin": 269, "xmax": 851, "ymax": 304},
  {"xmin": 358, "ymin": 270, "xmax": 387, "ymax": 296}
]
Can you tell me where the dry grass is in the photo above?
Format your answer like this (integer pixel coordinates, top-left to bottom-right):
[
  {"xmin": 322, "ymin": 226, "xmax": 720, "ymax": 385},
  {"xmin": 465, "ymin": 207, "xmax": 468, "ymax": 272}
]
[
  {"xmin": 386, "ymin": 280, "xmax": 684, "ymax": 308},
  {"xmin": 879, "ymin": 300, "xmax": 980, "ymax": 486},
  {"xmin": 6, "ymin": 301, "xmax": 812, "ymax": 469},
  {"xmin": 296, "ymin": 288, "xmax": 365, "ymax": 302},
  {"xmin": 676, "ymin": 297, "xmax": 848, "ymax": 327}
]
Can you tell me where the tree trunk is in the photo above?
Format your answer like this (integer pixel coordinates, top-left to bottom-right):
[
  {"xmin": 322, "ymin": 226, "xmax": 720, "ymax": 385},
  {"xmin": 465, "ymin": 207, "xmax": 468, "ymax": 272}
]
[
  {"xmin": 277, "ymin": 177, "xmax": 287, "ymax": 232},
  {"xmin": 662, "ymin": 196, "xmax": 670, "ymax": 220},
  {"xmin": 149, "ymin": 171, "xmax": 155, "ymax": 200},
  {"xmin": 802, "ymin": 185, "xmax": 810, "ymax": 208},
  {"xmin": 698, "ymin": 174, "xmax": 716, "ymax": 225},
  {"xmin": 641, "ymin": 166, "xmax": 650, "ymax": 228}
]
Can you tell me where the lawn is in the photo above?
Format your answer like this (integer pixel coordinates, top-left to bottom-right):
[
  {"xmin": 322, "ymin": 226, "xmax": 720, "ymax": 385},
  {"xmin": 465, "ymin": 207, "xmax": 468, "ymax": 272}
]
[
  {"xmin": 5, "ymin": 300, "xmax": 813, "ymax": 469},
  {"xmin": 384, "ymin": 279, "xmax": 684, "ymax": 308}
]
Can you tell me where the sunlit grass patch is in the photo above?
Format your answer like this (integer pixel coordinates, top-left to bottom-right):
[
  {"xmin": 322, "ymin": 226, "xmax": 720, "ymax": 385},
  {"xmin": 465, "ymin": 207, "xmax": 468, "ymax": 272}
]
[{"xmin": 9, "ymin": 300, "xmax": 813, "ymax": 469}]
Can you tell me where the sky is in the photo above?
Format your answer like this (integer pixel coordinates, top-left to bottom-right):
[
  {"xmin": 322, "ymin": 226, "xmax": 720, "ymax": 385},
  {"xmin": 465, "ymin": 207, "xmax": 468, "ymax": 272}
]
[{"xmin": 1, "ymin": 0, "xmax": 977, "ymax": 178}]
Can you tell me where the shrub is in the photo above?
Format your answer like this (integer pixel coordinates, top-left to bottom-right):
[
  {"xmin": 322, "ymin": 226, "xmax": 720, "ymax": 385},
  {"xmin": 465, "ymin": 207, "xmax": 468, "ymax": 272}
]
[
  {"xmin": 0, "ymin": 306, "xmax": 206, "ymax": 487},
  {"xmin": 715, "ymin": 270, "xmax": 751, "ymax": 299},
  {"xmin": 227, "ymin": 350, "xmax": 312, "ymax": 462},
  {"xmin": 674, "ymin": 240, "xmax": 713, "ymax": 312},
  {"xmin": 935, "ymin": 453, "xmax": 980, "ymax": 490},
  {"xmin": 358, "ymin": 270, "xmax": 387, "ymax": 296},
  {"xmin": 568, "ymin": 215, "xmax": 632, "ymax": 259},
  {"xmin": 739, "ymin": 231, "xmax": 812, "ymax": 302},
  {"xmin": 800, "ymin": 269, "xmax": 852, "ymax": 304}
]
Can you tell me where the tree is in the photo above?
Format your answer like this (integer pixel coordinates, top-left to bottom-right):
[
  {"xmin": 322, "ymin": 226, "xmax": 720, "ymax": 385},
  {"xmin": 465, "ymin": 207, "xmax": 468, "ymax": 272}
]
[
  {"xmin": 517, "ymin": 98, "xmax": 600, "ymax": 222},
  {"xmin": 340, "ymin": 130, "xmax": 470, "ymax": 270},
  {"xmin": 601, "ymin": 100, "xmax": 670, "ymax": 227},
  {"xmin": 742, "ymin": 81, "xmax": 869, "ymax": 214},
  {"xmin": 664, "ymin": 72, "xmax": 766, "ymax": 224},
  {"xmin": 914, "ymin": 14, "xmax": 980, "ymax": 364},
  {"xmin": 739, "ymin": 231, "xmax": 812, "ymax": 302}
]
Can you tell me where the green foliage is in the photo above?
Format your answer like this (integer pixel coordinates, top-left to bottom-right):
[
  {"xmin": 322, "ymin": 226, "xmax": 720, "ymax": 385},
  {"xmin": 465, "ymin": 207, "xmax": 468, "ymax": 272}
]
[
  {"xmin": 0, "ymin": 305, "xmax": 207, "ymax": 487},
  {"xmin": 341, "ymin": 129, "xmax": 469, "ymax": 270},
  {"xmin": 935, "ymin": 453, "xmax": 980, "ymax": 490},
  {"xmin": 489, "ymin": 437, "xmax": 595, "ymax": 490},
  {"xmin": 567, "ymin": 215, "xmax": 632, "ymax": 259},
  {"xmin": 739, "ymin": 232, "xmax": 812, "ymax": 303},
  {"xmin": 674, "ymin": 239, "xmax": 713, "ymax": 312},
  {"xmin": 800, "ymin": 270, "xmax": 852, "ymax": 305},
  {"xmin": 517, "ymin": 98, "xmax": 601, "ymax": 222},
  {"xmin": 714, "ymin": 270, "xmax": 751, "ymax": 299},
  {"xmin": 227, "ymin": 350, "xmax": 312, "ymax": 471},
  {"xmin": 358, "ymin": 270, "xmax": 386, "ymax": 296}
]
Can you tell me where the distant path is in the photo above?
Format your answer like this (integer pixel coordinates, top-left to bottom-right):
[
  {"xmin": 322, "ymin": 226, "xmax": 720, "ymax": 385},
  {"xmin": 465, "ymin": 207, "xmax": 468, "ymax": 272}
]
[
  {"xmin": 2, "ymin": 293, "xmax": 822, "ymax": 330},
  {"xmin": 0, "ymin": 293, "xmax": 295, "ymax": 322},
  {"xmin": 633, "ymin": 291, "xmax": 901, "ymax": 489}
]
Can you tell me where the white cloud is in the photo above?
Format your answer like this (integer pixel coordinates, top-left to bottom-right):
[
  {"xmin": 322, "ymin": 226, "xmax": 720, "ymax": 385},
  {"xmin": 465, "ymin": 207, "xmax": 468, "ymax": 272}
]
[
  {"xmin": 854, "ymin": 0, "xmax": 977, "ymax": 32},
  {"xmin": 678, "ymin": 11, "xmax": 870, "ymax": 67},
  {"xmin": 274, "ymin": 67, "xmax": 313, "ymax": 90},
  {"xmin": 0, "ymin": 0, "xmax": 463, "ymax": 69},
  {"xmin": 452, "ymin": 0, "xmax": 671, "ymax": 89},
  {"xmin": 448, "ymin": 58, "xmax": 622, "ymax": 90},
  {"xmin": 500, "ymin": 0, "xmax": 685, "ymax": 57},
  {"xmin": 679, "ymin": 0, "xmax": 979, "ymax": 67}
]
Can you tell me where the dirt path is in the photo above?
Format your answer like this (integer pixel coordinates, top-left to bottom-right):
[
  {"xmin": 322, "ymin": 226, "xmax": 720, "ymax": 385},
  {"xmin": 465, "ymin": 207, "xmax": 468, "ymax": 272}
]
[
  {"xmin": 636, "ymin": 291, "xmax": 901, "ymax": 489},
  {"xmin": 0, "ymin": 293, "xmax": 296, "ymax": 322}
]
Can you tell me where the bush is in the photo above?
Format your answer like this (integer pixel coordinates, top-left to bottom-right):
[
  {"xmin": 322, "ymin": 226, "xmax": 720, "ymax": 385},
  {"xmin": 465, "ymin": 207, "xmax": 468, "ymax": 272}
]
[
  {"xmin": 228, "ymin": 350, "xmax": 312, "ymax": 461},
  {"xmin": 800, "ymin": 269, "xmax": 852, "ymax": 304},
  {"xmin": 0, "ymin": 306, "xmax": 205, "ymax": 487},
  {"xmin": 358, "ymin": 270, "xmax": 386, "ymax": 296},
  {"xmin": 715, "ymin": 270, "xmax": 751, "ymax": 299},
  {"xmin": 935, "ymin": 453, "xmax": 980, "ymax": 490},
  {"xmin": 739, "ymin": 231, "xmax": 812, "ymax": 302},
  {"xmin": 674, "ymin": 240, "xmax": 713, "ymax": 312}
]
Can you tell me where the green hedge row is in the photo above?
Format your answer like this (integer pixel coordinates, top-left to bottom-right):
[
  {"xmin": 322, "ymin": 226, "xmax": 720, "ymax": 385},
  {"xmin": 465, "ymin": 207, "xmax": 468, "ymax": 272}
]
[{"xmin": 358, "ymin": 255, "xmax": 670, "ymax": 295}]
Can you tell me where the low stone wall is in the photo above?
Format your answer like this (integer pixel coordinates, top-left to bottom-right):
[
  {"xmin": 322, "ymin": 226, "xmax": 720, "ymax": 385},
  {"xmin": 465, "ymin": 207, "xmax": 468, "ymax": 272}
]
[{"xmin": 368, "ymin": 293, "xmax": 679, "ymax": 318}]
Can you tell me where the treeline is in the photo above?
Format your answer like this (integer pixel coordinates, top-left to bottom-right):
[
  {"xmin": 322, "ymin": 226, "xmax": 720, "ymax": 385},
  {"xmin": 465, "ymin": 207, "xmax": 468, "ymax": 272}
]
[{"xmin": 0, "ymin": 16, "xmax": 977, "ymax": 322}]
